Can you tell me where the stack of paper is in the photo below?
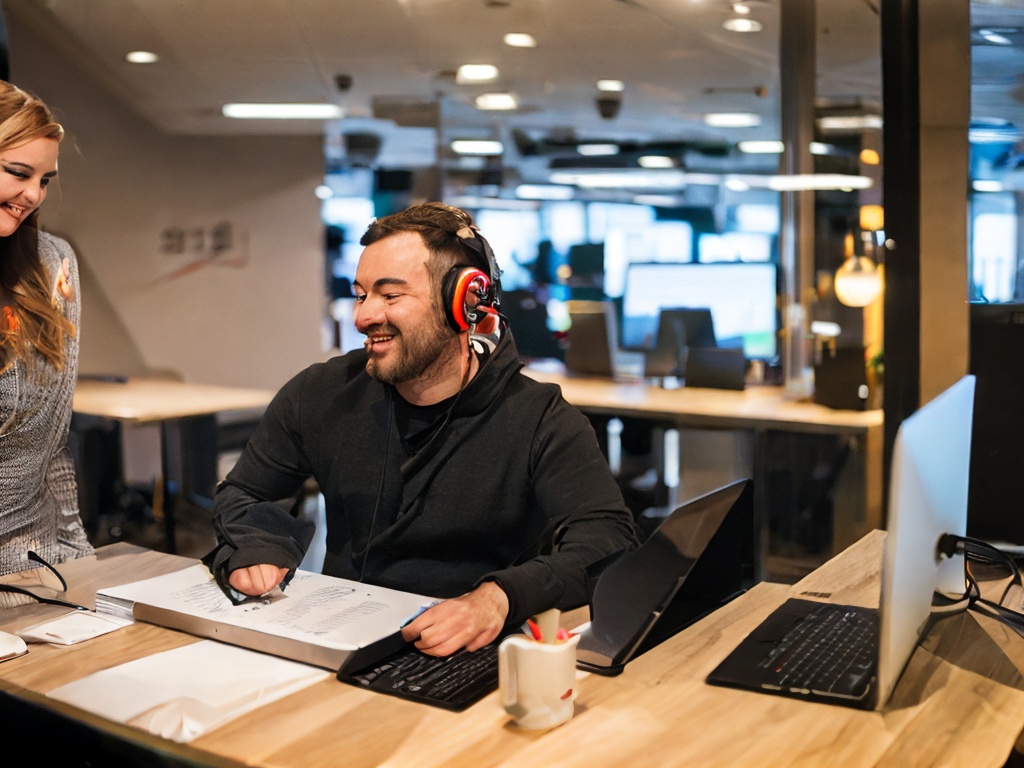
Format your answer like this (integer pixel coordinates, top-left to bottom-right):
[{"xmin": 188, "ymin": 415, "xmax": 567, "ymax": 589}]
[{"xmin": 95, "ymin": 564, "xmax": 435, "ymax": 669}]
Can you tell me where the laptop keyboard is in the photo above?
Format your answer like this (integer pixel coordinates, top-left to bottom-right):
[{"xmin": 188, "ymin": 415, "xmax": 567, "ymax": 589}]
[
  {"xmin": 758, "ymin": 603, "xmax": 877, "ymax": 699},
  {"xmin": 340, "ymin": 643, "xmax": 499, "ymax": 711}
]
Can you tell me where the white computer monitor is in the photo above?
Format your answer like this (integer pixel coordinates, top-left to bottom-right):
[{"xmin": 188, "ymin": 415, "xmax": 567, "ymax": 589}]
[{"xmin": 620, "ymin": 262, "xmax": 778, "ymax": 359}]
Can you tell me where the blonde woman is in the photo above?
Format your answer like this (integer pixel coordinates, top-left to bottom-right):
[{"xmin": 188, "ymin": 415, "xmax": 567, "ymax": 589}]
[{"xmin": 0, "ymin": 81, "xmax": 91, "ymax": 599}]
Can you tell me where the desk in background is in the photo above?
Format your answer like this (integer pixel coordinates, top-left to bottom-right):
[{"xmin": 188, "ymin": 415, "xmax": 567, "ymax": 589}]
[
  {"xmin": 523, "ymin": 363, "xmax": 884, "ymax": 580},
  {"xmin": 2, "ymin": 533, "xmax": 1024, "ymax": 766},
  {"xmin": 72, "ymin": 377, "xmax": 275, "ymax": 554}
]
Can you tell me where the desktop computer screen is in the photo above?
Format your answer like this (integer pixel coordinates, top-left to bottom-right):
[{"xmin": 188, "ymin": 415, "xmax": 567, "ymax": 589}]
[{"xmin": 620, "ymin": 262, "xmax": 779, "ymax": 359}]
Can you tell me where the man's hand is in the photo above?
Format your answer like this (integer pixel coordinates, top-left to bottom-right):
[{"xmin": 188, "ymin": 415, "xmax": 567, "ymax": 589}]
[
  {"xmin": 401, "ymin": 581, "xmax": 509, "ymax": 657},
  {"xmin": 228, "ymin": 564, "xmax": 289, "ymax": 596}
]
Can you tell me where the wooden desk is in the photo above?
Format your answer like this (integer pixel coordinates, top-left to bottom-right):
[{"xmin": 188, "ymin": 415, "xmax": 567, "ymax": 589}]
[
  {"xmin": 73, "ymin": 378, "xmax": 275, "ymax": 552},
  {"xmin": 523, "ymin": 365, "xmax": 884, "ymax": 577},
  {"xmin": 3, "ymin": 534, "xmax": 1024, "ymax": 767}
]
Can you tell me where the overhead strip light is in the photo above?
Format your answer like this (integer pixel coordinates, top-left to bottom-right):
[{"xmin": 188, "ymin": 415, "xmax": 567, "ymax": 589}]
[
  {"xmin": 222, "ymin": 103, "xmax": 342, "ymax": 119},
  {"xmin": 451, "ymin": 140, "xmax": 504, "ymax": 156},
  {"xmin": 475, "ymin": 93, "xmax": 518, "ymax": 111},
  {"xmin": 504, "ymin": 33, "xmax": 537, "ymax": 48},
  {"xmin": 705, "ymin": 112, "xmax": 761, "ymax": 128},
  {"xmin": 457, "ymin": 64, "xmax": 499, "ymax": 83},
  {"xmin": 126, "ymin": 50, "xmax": 158, "ymax": 64}
]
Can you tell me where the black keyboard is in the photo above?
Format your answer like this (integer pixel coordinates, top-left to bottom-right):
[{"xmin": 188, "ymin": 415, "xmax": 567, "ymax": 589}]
[
  {"xmin": 339, "ymin": 643, "xmax": 499, "ymax": 711},
  {"xmin": 757, "ymin": 603, "xmax": 877, "ymax": 700}
]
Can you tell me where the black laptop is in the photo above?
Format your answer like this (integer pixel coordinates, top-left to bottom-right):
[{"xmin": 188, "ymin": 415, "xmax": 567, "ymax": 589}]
[{"xmin": 576, "ymin": 479, "xmax": 755, "ymax": 675}]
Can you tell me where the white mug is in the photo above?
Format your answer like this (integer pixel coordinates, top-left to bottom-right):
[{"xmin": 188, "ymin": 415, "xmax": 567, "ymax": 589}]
[{"xmin": 498, "ymin": 633, "xmax": 580, "ymax": 730}]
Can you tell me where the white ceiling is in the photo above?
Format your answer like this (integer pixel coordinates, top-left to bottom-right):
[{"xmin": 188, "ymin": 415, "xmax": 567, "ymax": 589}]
[{"xmin": 5, "ymin": 0, "xmax": 1021, "ymax": 191}]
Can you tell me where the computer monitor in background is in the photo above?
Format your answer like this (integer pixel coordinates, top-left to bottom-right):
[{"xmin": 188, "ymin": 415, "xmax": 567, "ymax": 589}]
[{"xmin": 620, "ymin": 262, "xmax": 778, "ymax": 359}]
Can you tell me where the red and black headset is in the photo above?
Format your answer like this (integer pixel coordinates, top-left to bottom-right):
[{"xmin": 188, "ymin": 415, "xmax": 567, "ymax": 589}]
[{"xmin": 441, "ymin": 222, "xmax": 503, "ymax": 333}]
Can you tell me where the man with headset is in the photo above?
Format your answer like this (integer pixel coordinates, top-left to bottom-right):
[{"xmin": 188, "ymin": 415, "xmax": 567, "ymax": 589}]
[{"xmin": 208, "ymin": 202, "xmax": 637, "ymax": 658}]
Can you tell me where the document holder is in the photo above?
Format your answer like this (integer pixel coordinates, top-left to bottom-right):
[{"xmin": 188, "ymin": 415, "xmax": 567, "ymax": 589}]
[{"xmin": 576, "ymin": 479, "xmax": 754, "ymax": 676}]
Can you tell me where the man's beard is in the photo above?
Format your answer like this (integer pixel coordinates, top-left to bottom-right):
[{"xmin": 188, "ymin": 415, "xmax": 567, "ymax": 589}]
[{"xmin": 364, "ymin": 319, "xmax": 459, "ymax": 385}]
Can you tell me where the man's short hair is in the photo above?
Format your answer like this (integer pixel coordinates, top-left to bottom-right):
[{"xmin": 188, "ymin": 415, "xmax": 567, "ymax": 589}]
[{"xmin": 360, "ymin": 202, "xmax": 488, "ymax": 297}]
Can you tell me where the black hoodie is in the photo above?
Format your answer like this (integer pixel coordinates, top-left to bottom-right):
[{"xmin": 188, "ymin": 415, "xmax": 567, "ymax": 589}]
[{"xmin": 210, "ymin": 330, "xmax": 637, "ymax": 626}]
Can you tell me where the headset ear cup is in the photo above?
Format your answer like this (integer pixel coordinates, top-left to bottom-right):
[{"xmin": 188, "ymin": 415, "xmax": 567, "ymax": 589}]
[{"xmin": 442, "ymin": 267, "xmax": 491, "ymax": 332}]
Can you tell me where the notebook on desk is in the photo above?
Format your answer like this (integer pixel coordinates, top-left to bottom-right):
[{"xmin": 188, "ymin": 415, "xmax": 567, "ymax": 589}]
[{"xmin": 706, "ymin": 375, "xmax": 976, "ymax": 710}]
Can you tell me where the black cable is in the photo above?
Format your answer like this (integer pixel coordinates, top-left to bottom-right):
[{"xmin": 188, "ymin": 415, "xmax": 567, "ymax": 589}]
[{"xmin": 938, "ymin": 533, "xmax": 1024, "ymax": 631}]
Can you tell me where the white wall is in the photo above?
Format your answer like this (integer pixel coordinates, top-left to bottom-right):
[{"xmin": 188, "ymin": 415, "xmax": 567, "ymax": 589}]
[{"xmin": 7, "ymin": 12, "xmax": 330, "ymax": 390}]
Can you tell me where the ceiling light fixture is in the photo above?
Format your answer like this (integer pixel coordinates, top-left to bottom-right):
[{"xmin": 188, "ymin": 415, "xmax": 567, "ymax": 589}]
[
  {"xmin": 504, "ymin": 33, "xmax": 537, "ymax": 48},
  {"xmin": 704, "ymin": 112, "xmax": 761, "ymax": 128},
  {"xmin": 973, "ymin": 180, "xmax": 1005, "ymax": 192},
  {"xmin": 834, "ymin": 232, "xmax": 882, "ymax": 308},
  {"xmin": 817, "ymin": 115, "xmax": 883, "ymax": 131},
  {"xmin": 474, "ymin": 92, "xmax": 518, "ymax": 110},
  {"xmin": 577, "ymin": 143, "xmax": 620, "ymax": 156},
  {"xmin": 451, "ymin": 139, "xmax": 504, "ymax": 156},
  {"xmin": 457, "ymin": 64, "xmax": 499, "ymax": 83},
  {"xmin": 638, "ymin": 155, "xmax": 674, "ymax": 169},
  {"xmin": 597, "ymin": 79, "xmax": 625, "ymax": 93},
  {"xmin": 549, "ymin": 169, "xmax": 688, "ymax": 190},
  {"xmin": 514, "ymin": 184, "xmax": 575, "ymax": 200},
  {"xmin": 767, "ymin": 174, "xmax": 872, "ymax": 191},
  {"xmin": 720, "ymin": 16, "xmax": 761, "ymax": 32},
  {"xmin": 978, "ymin": 28, "xmax": 1013, "ymax": 45},
  {"xmin": 125, "ymin": 50, "xmax": 158, "ymax": 64},
  {"xmin": 738, "ymin": 140, "xmax": 783, "ymax": 154},
  {"xmin": 222, "ymin": 103, "xmax": 343, "ymax": 119}
]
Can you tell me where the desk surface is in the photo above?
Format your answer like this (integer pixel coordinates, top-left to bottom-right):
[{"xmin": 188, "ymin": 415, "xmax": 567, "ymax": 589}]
[
  {"xmin": 3, "ymin": 533, "xmax": 1024, "ymax": 767},
  {"xmin": 73, "ymin": 377, "xmax": 275, "ymax": 423},
  {"xmin": 523, "ymin": 363, "xmax": 883, "ymax": 435}
]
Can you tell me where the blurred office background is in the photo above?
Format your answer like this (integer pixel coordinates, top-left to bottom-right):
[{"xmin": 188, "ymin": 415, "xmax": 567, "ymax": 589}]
[{"xmin": 1, "ymin": 1, "xmax": 1021, "ymax": 574}]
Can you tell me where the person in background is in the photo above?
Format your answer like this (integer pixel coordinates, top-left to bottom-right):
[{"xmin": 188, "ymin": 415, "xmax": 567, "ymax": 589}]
[
  {"xmin": 0, "ymin": 81, "xmax": 92, "ymax": 597},
  {"xmin": 209, "ymin": 202, "xmax": 637, "ymax": 656}
]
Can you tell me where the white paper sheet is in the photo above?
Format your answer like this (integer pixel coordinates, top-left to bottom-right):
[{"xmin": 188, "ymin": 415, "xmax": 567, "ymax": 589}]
[
  {"xmin": 96, "ymin": 564, "xmax": 434, "ymax": 652},
  {"xmin": 18, "ymin": 610, "xmax": 133, "ymax": 645},
  {"xmin": 47, "ymin": 640, "xmax": 330, "ymax": 742}
]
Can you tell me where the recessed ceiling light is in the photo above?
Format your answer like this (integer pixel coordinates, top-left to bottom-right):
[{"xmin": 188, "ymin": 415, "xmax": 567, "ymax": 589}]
[
  {"xmin": 704, "ymin": 112, "xmax": 761, "ymax": 128},
  {"xmin": 597, "ymin": 80, "xmax": 625, "ymax": 93},
  {"xmin": 222, "ymin": 103, "xmax": 343, "ymax": 119},
  {"xmin": 577, "ymin": 143, "xmax": 620, "ymax": 156},
  {"xmin": 978, "ymin": 28, "xmax": 1012, "ymax": 45},
  {"xmin": 474, "ymin": 93, "xmax": 518, "ymax": 110},
  {"xmin": 738, "ymin": 140, "xmax": 783, "ymax": 154},
  {"xmin": 633, "ymin": 194, "xmax": 680, "ymax": 206},
  {"xmin": 457, "ymin": 64, "xmax": 499, "ymax": 83},
  {"xmin": 973, "ymin": 180, "xmax": 1005, "ymax": 192},
  {"xmin": 767, "ymin": 174, "xmax": 873, "ymax": 191},
  {"xmin": 722, "ymin": 18, "xmax": 762, "ymax": 32},
  {"xmin": 638, "ymin": 155, "xmax": 674, "ymax": 169},
  {"xmin": 504, "ymin": 33, "xmax": 537, "ymax": 48},
  {"xmin": 125, "ymin": 50, "xmax": 158, "ymax": 64},
  {"xmin": 515, "ymin": 184, "xmax": 574, "ymax": 200},
  {"xmin": 817, "ymin": 115, "xmax": 883, "ymax": 131},
  {"xmin": 451, "ymin": 139, "xmax": 504, "ymax": 156}
]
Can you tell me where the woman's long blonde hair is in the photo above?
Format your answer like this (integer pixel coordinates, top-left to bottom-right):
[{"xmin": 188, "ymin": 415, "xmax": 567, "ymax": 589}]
[{"xmin": 0, "ymin": 81, "xmax": 72, "ymax": 373}]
